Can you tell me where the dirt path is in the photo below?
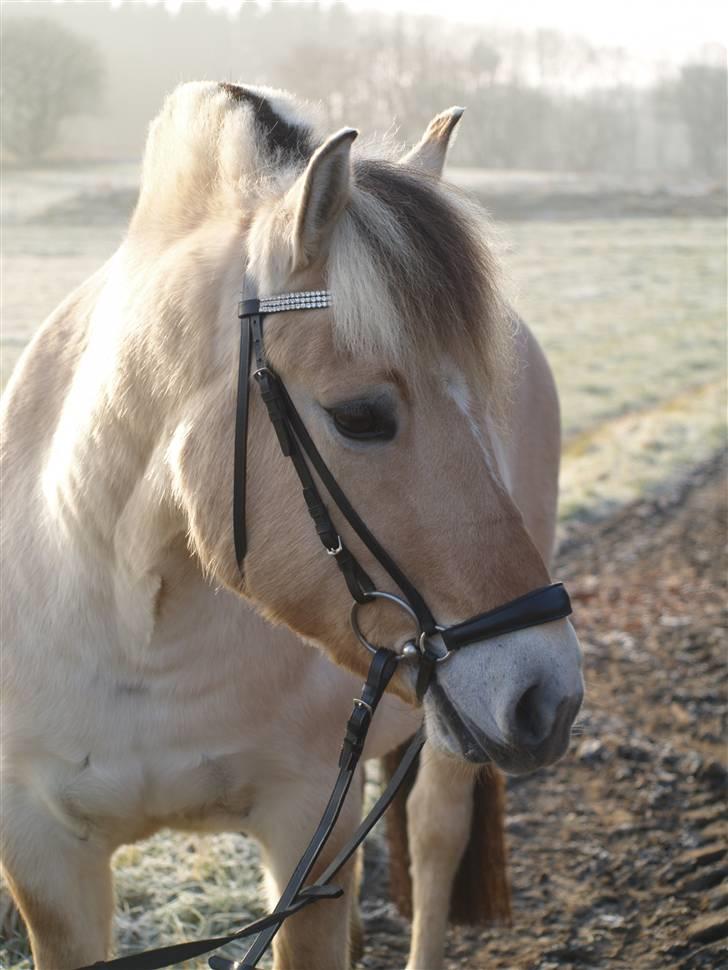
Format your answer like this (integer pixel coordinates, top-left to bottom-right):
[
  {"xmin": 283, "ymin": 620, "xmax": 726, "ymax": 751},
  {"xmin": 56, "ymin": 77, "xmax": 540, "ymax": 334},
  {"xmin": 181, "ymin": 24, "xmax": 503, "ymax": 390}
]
[{"xmin": 360, "ymin": 453, "xmax": 726, "ymax": 970}]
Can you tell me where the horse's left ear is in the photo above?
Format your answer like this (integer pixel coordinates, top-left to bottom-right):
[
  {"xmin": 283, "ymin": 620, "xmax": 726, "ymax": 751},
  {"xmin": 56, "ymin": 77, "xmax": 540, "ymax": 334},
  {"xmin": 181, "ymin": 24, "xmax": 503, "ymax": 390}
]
[
  {"xmin": 400, "ymin": 106, "xmax": 465, "ymax": 177},
  {"xmin": 288, "ymin": 127, "xmax": 358, "ymax": 270}
]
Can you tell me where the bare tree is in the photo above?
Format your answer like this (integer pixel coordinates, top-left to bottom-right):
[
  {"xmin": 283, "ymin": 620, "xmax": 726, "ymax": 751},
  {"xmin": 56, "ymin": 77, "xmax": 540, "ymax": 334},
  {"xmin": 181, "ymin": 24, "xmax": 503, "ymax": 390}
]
[
  {"xmin": 673, "ymin": 64, "xmax": 727, "ymax": 180},
  {"xmin": 1, "ymin": 17, "xmax": 104, "ymax": 162}
]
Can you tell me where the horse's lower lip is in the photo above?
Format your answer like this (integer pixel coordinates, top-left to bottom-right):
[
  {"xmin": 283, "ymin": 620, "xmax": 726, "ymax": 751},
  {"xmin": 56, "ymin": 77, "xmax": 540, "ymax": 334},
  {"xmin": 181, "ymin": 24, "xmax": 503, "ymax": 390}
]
[
  {"xmin": 428, "ymin": 684, "xmax": 574, "ymax": 774},
  {"xmin": 428, "ymin": 683, "xmax": 493, "ymax": 764}
]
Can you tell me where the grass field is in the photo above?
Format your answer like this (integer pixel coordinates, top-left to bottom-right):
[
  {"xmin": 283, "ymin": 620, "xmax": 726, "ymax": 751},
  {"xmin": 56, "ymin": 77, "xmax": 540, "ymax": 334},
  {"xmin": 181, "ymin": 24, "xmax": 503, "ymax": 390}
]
[
  {"xmin": 2, "ymin": 213, "xmax": 724, "ymax": 523},
  {"xmin": 499, "ymin": 218, "xmax": 726, "ymax": 523},
  {"xmin": 0, "ymin": 175, "xmax": 725, "ymax": 967}
]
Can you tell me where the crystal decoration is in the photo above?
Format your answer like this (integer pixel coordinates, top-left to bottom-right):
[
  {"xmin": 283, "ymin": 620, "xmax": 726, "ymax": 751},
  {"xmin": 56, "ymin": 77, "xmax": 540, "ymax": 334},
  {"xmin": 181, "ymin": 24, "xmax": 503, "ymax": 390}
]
[{"xmin": 259, "ymin": 290, "xmax": 332, "ymax": 314}]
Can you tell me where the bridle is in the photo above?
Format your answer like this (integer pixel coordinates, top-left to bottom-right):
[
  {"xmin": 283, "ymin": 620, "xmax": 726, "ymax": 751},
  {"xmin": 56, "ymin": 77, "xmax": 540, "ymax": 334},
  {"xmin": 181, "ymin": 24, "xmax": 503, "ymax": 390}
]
[
  {"xmin": 233, "ymin": 284, "xmax": 572, "ymax": 699},
  {"xmin": 78, "ymin": 284, "xmax": 572, "ymax": 970}
]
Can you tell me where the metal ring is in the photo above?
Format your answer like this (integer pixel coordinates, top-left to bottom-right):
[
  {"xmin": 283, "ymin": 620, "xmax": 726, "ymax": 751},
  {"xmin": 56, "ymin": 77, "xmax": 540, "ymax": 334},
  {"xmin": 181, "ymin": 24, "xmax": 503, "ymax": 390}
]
[
  {"xmin": 419, "ymin": 629, "xmax": 451, "ymax": 664},
  {"xmin": 350, "ymin": 591, "xmax": 422, "ymax": 658}
]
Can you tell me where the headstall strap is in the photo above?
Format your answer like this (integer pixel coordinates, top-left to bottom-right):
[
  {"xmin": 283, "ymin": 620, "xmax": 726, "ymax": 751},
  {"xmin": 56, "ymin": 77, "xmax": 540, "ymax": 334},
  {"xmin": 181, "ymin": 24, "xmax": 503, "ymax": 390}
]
[
  {"xmin": 232, "ymin": 304, "xmax": 255, "ymax": 567},
  {"xmin": 75, "ymin": 283, "xmax": 573, "ymax": 970},
  {"xmin": 233, "ymin": 288, "xmax": 331, "ymax": 567}
]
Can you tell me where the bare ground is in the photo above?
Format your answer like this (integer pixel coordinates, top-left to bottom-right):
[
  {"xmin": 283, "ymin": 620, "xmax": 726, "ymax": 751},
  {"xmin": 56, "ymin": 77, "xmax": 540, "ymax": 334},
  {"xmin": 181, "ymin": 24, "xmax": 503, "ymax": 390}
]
[{"xmin": 358, "ymin": 452, "xmax": 727, "ymax": 970}]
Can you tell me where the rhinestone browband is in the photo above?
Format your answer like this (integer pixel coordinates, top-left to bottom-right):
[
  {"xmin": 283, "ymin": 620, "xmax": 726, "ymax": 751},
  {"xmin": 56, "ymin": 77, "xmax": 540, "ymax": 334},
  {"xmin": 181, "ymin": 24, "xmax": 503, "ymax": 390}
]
[{"xmin": 258, "ymin": 290, "xmax": 332, "ymax": 314}]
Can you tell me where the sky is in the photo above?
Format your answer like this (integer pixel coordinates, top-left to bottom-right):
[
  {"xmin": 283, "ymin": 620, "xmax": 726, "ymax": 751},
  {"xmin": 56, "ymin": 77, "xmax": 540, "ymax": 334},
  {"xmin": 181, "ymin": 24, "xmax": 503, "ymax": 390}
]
[
  {"xmin": 201, "ymin": 0, "xmax": 727, "ymax": 64},
  {"xmin": 351, "ymin": 0, "xmax": 725, "ymax": 57},
  {"xmin": 14, "ymin": 0, "xmax": 725, "ymax": 65}
]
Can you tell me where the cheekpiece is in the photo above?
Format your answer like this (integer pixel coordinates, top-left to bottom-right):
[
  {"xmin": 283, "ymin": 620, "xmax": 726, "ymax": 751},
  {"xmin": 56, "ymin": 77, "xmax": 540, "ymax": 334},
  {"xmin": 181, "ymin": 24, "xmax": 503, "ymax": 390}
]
[{"xmin": 259, "ymin": 289, "xmax": 332, "ymax": 314}]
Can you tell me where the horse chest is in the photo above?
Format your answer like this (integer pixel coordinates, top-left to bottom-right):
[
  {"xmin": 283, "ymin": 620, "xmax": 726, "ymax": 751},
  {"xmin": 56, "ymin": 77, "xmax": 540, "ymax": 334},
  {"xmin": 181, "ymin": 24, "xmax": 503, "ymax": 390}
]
[
  {"xmin": 6, "ymin": 558, "xmax": 366, "ymax": 844},
  {"xmin": 37, "ymin": 657, "xmax": 282, "ymax": 844},
  {"xmin": 48, "ymin": 723, "xmax": 261, "ymax": 844}
]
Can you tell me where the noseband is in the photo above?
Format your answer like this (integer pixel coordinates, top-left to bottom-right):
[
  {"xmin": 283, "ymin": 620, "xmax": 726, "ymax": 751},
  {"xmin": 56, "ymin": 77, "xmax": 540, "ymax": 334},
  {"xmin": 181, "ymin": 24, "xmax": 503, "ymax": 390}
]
[
  {"xmin": 233, "ymin": 285, "xmax": 572, "ymax": 698},
  {"xmin": 77, "ymin": 284, "xmax": 572, "ymax": 970}
]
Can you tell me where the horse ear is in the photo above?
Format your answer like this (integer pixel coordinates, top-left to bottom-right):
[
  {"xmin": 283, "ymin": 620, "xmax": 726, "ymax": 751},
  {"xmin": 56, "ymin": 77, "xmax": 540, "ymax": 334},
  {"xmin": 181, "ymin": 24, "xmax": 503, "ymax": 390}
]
[
  {"xmin": 288, "ymin": 127, "xmax": 358, "ymax": 270},
  {"xmin": 400, "ymin": 106, "xmax": 465, "ymax": 177}
]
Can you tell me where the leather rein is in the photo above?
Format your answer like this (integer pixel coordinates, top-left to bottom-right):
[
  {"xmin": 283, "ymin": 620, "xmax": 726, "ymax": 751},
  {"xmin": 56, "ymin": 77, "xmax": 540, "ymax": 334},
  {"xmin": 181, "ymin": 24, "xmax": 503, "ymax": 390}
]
[{"xmin": 78, "ymin": 285, "xmax": 571, "ymax": 970}]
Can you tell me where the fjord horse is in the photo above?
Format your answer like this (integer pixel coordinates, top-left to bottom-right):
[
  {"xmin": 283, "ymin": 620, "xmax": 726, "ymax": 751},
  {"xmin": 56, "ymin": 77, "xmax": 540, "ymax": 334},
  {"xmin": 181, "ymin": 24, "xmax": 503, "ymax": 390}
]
[{"xmin": 0, "ymin": 82, "xmax": 582, "ymax": 969}]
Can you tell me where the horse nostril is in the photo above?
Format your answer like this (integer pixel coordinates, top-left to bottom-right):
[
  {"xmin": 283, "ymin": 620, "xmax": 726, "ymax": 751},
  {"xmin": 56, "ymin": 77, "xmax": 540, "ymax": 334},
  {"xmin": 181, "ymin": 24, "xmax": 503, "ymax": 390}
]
[{"xmin": 512, "ymin": 683, "xmax": 548, "ymax": 747}]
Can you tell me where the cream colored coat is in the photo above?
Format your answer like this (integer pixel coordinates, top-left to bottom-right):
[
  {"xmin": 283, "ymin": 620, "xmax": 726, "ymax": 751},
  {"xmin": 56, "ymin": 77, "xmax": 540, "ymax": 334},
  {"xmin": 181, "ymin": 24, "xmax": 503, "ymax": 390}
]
[{"xmin": 0, "ymin": 82, "xmax": 582, "ymax": 970}]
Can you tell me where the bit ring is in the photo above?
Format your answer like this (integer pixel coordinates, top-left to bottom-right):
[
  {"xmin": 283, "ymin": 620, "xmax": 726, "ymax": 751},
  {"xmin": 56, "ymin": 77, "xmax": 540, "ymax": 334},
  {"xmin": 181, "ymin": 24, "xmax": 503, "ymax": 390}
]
[{"xmin": 350, "ymin": 591, "xmax": 422, "ymax": 659}]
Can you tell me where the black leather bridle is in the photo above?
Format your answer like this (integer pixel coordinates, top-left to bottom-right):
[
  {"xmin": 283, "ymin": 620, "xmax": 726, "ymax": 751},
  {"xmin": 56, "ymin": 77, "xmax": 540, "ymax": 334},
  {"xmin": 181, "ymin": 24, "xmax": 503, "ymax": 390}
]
[
  {"xmin": 233, "ymin": 285, "xmax": 572, "ymax": 699},
  {"xmin": 78, "ymin": 285, "xmax": 572, "ymax": 970}
]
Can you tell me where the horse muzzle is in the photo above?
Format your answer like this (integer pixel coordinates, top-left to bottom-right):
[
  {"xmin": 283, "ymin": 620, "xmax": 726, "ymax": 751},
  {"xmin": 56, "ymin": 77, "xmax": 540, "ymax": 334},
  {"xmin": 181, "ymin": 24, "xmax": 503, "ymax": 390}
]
[{"xmin": 423, "ymin": 617, "xmax": 584, "ymax": 774}]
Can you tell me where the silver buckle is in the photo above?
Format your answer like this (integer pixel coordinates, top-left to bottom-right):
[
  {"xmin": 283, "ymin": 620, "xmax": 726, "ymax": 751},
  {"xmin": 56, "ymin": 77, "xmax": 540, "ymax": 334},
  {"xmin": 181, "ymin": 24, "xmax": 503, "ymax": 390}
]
[{"xmin": 325, "ymin": 535, "xmax": 343, "ymax": 556}]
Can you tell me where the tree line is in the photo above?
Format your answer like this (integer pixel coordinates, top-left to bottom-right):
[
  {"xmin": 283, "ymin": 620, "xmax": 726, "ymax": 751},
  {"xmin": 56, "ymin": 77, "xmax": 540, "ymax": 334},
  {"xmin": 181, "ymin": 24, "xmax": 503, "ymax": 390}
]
[{"xmin": 1, "ymin": 4, "xmax": 725, "ymax": 182}]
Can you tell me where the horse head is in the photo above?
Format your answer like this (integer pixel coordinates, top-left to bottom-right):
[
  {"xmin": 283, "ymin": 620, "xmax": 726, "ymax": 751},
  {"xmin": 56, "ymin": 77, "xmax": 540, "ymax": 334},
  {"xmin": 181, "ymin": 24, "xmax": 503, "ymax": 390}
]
[{"xmin": 131, "ymin": 82, "xmax": 582, "ymax": 774}]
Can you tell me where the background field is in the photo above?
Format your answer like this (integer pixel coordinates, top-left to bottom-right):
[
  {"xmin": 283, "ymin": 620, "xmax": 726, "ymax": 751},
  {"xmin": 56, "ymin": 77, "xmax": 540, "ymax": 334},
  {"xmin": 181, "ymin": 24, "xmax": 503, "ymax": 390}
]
[
  {"xmin": 2, "ymin": 164, "xmax": 725, "ymax": 525},
  {"xmin": 1, "ymin": 161, "xmax": 725, "ymax": 968}
]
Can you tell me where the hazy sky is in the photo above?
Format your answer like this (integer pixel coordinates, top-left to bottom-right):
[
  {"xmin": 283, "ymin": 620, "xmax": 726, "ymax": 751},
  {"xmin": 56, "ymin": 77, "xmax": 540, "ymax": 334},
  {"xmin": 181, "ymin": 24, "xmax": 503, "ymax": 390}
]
[
  {"xmin": 12, "ymin": 0, "xmax": 725, "ymax": 64},
  {"xmin": 202, "ymin": 0, "xmax": 726, "ymax": 63},
  {"xmin": 348, "ymin": 0, "xmax": 724, "ymax": 58}
]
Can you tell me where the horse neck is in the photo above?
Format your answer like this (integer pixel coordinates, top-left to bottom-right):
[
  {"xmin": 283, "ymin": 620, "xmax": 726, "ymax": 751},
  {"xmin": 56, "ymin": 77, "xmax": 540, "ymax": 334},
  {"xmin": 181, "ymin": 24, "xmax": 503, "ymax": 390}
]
[
  {"xmin": 37, "ymin": 266, "xmax": 154, "ymax": 539},
  {"xmin": 35, "ymin": 228, "xmax": 241, "ymax": 626}
]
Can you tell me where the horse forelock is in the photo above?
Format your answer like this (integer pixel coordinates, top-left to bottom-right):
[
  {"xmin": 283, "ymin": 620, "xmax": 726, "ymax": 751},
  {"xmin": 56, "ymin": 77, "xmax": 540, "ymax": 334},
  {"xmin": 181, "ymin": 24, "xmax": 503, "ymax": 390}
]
[{"xmin": 328, "ymin": 159, "xmax": 513, "ymax": 410}]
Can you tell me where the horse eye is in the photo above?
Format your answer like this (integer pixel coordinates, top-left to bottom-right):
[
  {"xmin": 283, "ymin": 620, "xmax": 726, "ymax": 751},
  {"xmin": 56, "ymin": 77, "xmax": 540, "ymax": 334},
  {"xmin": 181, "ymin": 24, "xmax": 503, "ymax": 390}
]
[{"xmin": 328, "ymin": 401, "xmax": 396, "ymax": 441}]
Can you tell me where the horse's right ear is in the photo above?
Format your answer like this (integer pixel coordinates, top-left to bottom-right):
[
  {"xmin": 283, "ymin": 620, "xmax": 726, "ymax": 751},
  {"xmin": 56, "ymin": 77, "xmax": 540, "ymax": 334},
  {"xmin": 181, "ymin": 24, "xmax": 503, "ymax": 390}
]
[{"xmin": 287, "ymin": 128, "xmax": 358, "ymax": 271}]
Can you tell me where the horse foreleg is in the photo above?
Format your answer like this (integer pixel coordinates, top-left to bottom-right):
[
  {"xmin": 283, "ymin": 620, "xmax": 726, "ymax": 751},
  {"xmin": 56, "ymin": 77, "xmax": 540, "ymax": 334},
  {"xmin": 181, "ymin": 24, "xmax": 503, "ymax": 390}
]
[
  {"xmin": 0, "ymin": 781, "xmax": 114, "ymax": 970},
  {"xmin": 349, "ymin": 846, "xmax": 364, "ymax": 966},
  {"xmin": 405, "ymin": 745, "xmax": 474, "ymax": 970},
  {"xmin": 256, "ymin": 769, "xmax": 363, "ymax": 970}
]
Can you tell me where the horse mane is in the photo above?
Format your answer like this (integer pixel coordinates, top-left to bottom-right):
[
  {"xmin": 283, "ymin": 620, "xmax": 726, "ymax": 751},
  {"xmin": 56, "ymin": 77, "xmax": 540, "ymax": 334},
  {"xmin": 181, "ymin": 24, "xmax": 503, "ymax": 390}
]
[
  {"xmin": 131, "ymin": 81, "xmax": 326, "ymax": 233},
  {"xmin": 132, "ymin": 81, "xmax": 513, "ymax": 404}
]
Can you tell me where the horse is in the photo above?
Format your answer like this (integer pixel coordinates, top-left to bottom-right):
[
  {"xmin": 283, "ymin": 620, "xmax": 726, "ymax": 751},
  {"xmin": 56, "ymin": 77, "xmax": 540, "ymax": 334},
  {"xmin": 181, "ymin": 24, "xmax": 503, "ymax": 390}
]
[{"xmin": 0, "ymin": 81, "xmax": 584, "ymax": 970}]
